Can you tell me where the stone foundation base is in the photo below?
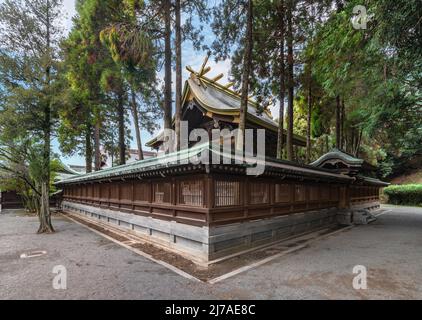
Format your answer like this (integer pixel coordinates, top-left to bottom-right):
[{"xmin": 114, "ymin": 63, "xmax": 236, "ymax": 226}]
[
  {"xmin": 208, "ymin": 208, "xmax": 338, "ymax": 260},
  {"xmin": 62, "ymin": 201, "xmax": 209, "ymax": 263},
  {"xmin": 62, "ymin": 201, "xmax": 340, "ymax": 263},
  {"xmin": 337, "ymin": 202, "xmax": 381, "ymax": 225}
]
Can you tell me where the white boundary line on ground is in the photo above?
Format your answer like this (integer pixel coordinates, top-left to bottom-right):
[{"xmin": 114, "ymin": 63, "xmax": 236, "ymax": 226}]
[
  {"xmin": 207, "ymin": 225, "xmax": 355, "ymax": 284},
  {"xmin": 61, "ymin": 212, "xmax": 356, "ymax": 285},
  {"xmin": 61, "ymin": 213, "xmax": 203, "ymax": 282}
]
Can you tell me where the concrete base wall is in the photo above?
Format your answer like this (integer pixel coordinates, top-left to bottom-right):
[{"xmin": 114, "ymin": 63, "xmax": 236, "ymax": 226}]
[
  {"xmin": 336, "ymin": 201, "xmax": 381, "ymax": 225},
  {"xmin": 62, "ymin": 201, "xmax": 210, "ymax": 263},
  {"xmin": 208, "ymin": 208, "xmax": 338, "ymax": 260},
  {"xmin": 62, "ymin": 201, "xmax": 339, "ymax": 263}
]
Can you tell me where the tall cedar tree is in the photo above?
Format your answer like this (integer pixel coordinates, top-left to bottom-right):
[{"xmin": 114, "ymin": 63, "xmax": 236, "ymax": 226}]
[
  {"xmin": 0, "ymin": 0, "xmax": 64, "ymax": 233},
  {"xmin": 276, "ymin": 0, "xmax": 286, "ymax": 159},
  {"xmin": 174, "ymin": 0, "xmax": 182, "ymax": 150},
  {"xmin": 306, "ymin": 65, "xmax": 312, "ymax": 162},
  {"xmin": 62, "ymin": 0, "xmax": 125, "ymax": 170},
  {"xmin": 164, "ymin": 0, "xmax": 172, "ymax": 132},
  {"xmin": 237, "ymin": 0, "xmax": 254, "ymax": 152},
  {"xmin": 60, "ymin": 21, "xmax": 97, "ymax": 173},
  {"xmin": 99, "ymin": 0, "xmax": 158, "ymax": 161},
  {"xmin": 173, "ymin": 0, "xmax": 208, "ymax": 150},
  {"xmin": 286, "ymin": 0, "xmax": 295, "ymax": 161}
]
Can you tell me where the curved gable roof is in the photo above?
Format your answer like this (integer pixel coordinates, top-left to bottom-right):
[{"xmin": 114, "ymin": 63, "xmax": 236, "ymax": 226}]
[
  {"xmin": 146, "ymin": 66, "xmax": 307, "ymax": 147},
  {"xmin": 310, "ymin": 149, "xmax": 364, "ymax": 168}
]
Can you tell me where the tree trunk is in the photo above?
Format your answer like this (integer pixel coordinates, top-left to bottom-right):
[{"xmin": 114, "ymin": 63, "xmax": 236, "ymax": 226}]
[
  {"xmin": 325, "ymin": 134, "xmax": 329, "ymax": 153},
  {"xmin": 85, "ymin": 122, "xmax": 93, "ymax": 173},
  {"xmin": 38, "ymin": 99, "xmax": 54, "ymax": 234},
  {"xmin": 94, "ymin": 120, "xmax": 101, "ymax": 170},
  {"xmin": 175, "ymin": 0, "xmax": 182, "ymax": 151},
  {"xmin": 354, "ymin": 128, "xmax": 363, "ymax": 157},
  {"xmin": 335, "ymin": 95, "xmax": 341, "ymax": 149},
  {"xmin": 286, "ymin": 0, "xmax": 294, "ymax": 161},
  {"xmin": 320, "ymin": 138, "xmax": 324, "ymax": 156},
  {"xmin": 163, "ymin": 0, "xmax": 172, "ymax": 132},
  {"xmin": 39, "ymin": 71, "xmax": 53, "ymax": 234},
  {"xmin": 37, "ymin": 181, "xmax": 54, "ymax": 233},
  {"xmin": 306, "ymin": 69, "xmax": 312, "ymax": 163},
  {"xmin": 130, "ymin": 87, "xmax": 144, "ymax": 161},
  {"xmin": 38, "ymin": 0, "xmax": 54, "ymax": 234},
  {"xmin": 117, "ymin": 93, "xmax": 126, "ymax": 165},
  {"xmin": 341, "ymin": 98, "xmax": 345, "ymax": 150},
  {"xmin": 276, "ymin": 0, "xmax": 285, "ymax": 160},
  {"xmin": 236, "ymin": 0, "xmax": 253, "ymax": 153},
  {"xmin": 350, "ymin": 127, "xmax": 355, "ymax": 154}
]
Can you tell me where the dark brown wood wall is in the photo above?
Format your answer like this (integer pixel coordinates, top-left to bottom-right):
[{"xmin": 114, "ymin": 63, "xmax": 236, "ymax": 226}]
[
  {"xmin": 62, "ymin": 175, "xmax": 382, "ymax": 227},
  {"xmin": 207, "ymin": 175, "xmax": 342, "ymax": 225},
  {"xmin": 0, "ymin": 191, "xmax": 24, "ymax": 209},
  {"xmin": 63, "ymin": 175, "xmax": 209, "ymax": 226},
  {"xmin": 349, "ymin": 185, "xmax": 380, "ymax": 206}
]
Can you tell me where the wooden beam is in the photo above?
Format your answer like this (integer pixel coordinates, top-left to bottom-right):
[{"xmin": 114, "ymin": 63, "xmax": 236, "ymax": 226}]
[
  {"xmin": 186, "ymin": 65, "xmax": 196, "ymax": 74},
  {"xmin": 224, "ymin": 82, "xmax": 235, "ymax": 89},
  {"xmin": 201, "ymin": 66, "xmax": 211, "ymax": 76},
  {"xmin": 199, "ymin": 55, "xmax": 209, "ymax": 75},
  {"xmin": 210, "ymin": 73, "xmax": 224, "ymax": 82}
]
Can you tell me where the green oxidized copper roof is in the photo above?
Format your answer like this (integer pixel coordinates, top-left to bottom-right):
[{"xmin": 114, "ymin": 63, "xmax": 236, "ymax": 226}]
[
  {"xmin": 56, "ymin": 144, "xmax": 389, "ymax": 187},
  {"xmin": 54, "ymin": 163, "xmax": 82, "ymax": 182},
  {"xmin": 310, "ymin": 148, "xmax": 364, "ymax": 167},
  {"xmin": 56, "ymin": 143, "xmax": 211, "ymax": 185},
  {"xmin": 56, "ymin": 143, "xmax": 356, "ymax": 185},
  {"xmin": 356, "ymin": 175, "xmax": 390, "ymax": 186}
]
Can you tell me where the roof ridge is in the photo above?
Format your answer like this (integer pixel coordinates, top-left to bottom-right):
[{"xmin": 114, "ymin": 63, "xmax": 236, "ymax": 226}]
[{"xmin": 186, "ymin": 59, "xmax": 273, "ymax": 118}]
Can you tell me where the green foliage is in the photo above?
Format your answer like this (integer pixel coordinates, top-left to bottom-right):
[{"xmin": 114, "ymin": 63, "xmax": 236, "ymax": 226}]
[
  {"xmin": 100, "ymin": 23, "xmax": 153, "ymax": 68},
  {"xmin": 0, "ymin": 0, "xmax": 64, "ymax": 231},
  {"xmin": 211, "ymin": 0, "xmax": 280, "ymax": 103},
  {"xmin": 0, "ymin": 139, "xmax": 61, "ymax": 212},
  {"xmin": 59, "ymin": 0, "xmax": 164, "ymax": 166},
  {"xmin": 383, "ymin": 184, "xmax": 422, "ymax": 206},
  {"xmin": 308, "ymin": 0, "xmax": 421, "ymax": 175},
  {"xmin": 61, "ymin": 0, "xmax": 128, "ymax": 165}
]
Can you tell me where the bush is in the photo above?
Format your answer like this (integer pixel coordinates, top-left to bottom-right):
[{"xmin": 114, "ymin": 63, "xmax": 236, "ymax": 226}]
[{"xmin": 383, "ymin": 184, "xmax": 422, "ymax": 206}]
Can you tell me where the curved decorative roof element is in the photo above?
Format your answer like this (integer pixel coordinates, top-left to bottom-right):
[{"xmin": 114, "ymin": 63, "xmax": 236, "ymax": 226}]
[
  {"xmin": 311, "ymin": 148, "xmax": 363, "ymax": 166},
  {"xmin": 310, "ymin": 148, "xmax": 371, "ymax": 176}
]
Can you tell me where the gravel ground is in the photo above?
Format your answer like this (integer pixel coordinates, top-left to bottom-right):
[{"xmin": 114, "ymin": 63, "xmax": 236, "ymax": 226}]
[{"xmin": 0, "ymin": 205, "xmax": 421, "ymax": 299}]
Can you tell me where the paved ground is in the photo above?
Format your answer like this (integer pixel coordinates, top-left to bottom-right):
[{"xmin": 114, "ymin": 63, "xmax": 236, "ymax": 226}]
[{"xmin": 0, "ymin": 205, "xmax": 421, "ymax": 299}]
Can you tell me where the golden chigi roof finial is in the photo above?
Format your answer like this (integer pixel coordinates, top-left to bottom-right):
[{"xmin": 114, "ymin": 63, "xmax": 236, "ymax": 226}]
[{"xmin": 185, "ymin": 55, "xmax": 274, "ymax": 119}]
